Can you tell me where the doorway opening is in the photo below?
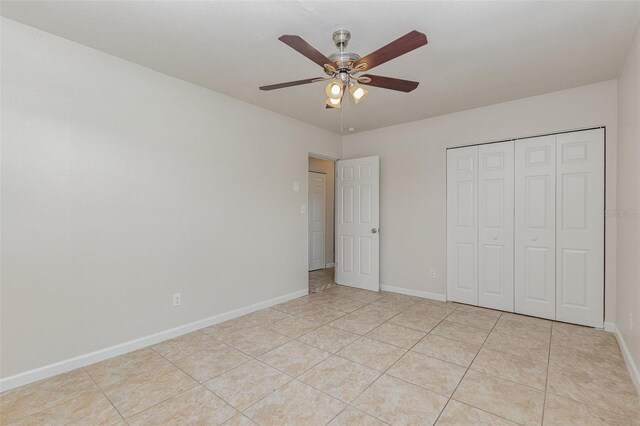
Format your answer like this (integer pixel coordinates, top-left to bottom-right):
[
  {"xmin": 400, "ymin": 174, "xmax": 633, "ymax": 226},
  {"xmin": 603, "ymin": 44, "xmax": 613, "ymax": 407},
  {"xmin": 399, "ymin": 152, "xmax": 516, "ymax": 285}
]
[{"xmin": 308, "ymin": 156, "xmax": 336, "ymax": 293}]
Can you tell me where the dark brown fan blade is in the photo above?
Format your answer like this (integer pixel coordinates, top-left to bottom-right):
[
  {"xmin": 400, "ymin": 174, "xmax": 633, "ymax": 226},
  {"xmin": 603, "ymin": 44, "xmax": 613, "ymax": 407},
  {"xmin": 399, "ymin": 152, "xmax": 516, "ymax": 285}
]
[
  {"xmin": 279, "ymin": 35, "xmax": 333, "ymax": 68},
  {"xmin": 360, "ymin": 74, "xmax": 419, "ymax": 92},
  {"xmin": 353, "ymin": 30, "xmax": 427, "ymax": 71},
  {"xmin": 259, "ymin": 78, "xmax": 324, "ymax": 91}
]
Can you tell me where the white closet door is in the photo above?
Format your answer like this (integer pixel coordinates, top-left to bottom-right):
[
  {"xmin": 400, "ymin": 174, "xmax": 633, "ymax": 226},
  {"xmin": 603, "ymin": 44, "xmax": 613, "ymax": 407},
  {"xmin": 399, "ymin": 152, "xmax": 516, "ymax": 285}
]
[
  {"xmin": 447, "ymin": 146, "xmax": 478, "ymax": 305},
  {"xmin": 555, "ymin": 129, "xmax": 604, "ymax": 327},
  {"xmin": 515, "ymin": 135, "xmax": 556, "ymax": 320},
  {"xmin": 478, "ymin": 142, "xmax": 514, "ymax": 311}
]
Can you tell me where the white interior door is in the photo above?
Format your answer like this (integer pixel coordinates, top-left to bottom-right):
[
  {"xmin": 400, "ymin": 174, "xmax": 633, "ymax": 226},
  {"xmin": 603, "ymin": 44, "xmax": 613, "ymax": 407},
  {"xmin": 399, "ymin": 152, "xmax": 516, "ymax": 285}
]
[
  {"xmin": 308, "ymin": 172, "xmax": 326, "ymax": 271},
  {"xmin": 447, "ymin": 146, "xmax": 479, "ymax": 305},
  {"xmin": 555, "ymin": 129, "xmax": 604, "ymax": 327},
  {"xmin": 335, "ymin": 156, "xmax": 380, "ymax": 291},
  {"xmin": 478, "ymin": 142, "xmax": 514, "ymax": 311},
  {"xmin": 515, "ymin": 135, "xmax": 556, "ymax": 320}
]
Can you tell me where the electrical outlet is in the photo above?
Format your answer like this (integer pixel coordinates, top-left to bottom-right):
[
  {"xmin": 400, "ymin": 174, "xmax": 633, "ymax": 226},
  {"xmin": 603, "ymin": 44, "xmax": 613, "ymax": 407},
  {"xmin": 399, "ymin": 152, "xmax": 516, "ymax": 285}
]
[
  {"xmin": 429, "ymin": 269, "xmax": 436, "ymax": 279},
  {"xmin": 173, "ymin": 293, "xmax": 181, "ymax": 307}
]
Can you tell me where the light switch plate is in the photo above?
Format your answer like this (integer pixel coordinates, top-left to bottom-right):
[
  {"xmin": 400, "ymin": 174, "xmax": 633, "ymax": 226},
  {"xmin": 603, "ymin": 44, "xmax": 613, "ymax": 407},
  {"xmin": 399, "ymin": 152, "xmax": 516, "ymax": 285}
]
[
  {"xmin": 300, "ymin": 204, "xmax": 306, "ymax": 214},
  {"xmin": 293, "ymin": 182, "xmax": 299, "ymax": 192}
]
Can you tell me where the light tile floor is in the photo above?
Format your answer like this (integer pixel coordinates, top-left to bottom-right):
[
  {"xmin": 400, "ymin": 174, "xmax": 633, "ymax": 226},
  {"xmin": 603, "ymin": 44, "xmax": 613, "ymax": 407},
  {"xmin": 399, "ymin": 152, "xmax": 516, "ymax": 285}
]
[
  {"xmin": 309, "ymin": 268, "xmax": 335, "ymax": 293},
  {"xmin": 2, "ymin": 285, "xmax": 639, "ymax": 425}
]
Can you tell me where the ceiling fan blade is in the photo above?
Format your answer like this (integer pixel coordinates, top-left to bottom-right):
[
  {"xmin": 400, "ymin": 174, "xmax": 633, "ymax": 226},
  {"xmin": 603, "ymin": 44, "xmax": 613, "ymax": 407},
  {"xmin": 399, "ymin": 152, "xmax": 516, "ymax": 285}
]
[
  {"xmin": 359, "ymin": 74, "xmax": 419, "ymax": 92},
  {"xmin": 353, "ymin": 30, "xmax": 427, "ymax": 71},
  {"xmin": 259, "ymin": 77, "xmax": 325, "ymax": 91},
  {"xmin": 279, "ymin": 35, "xmax": 334, "ymax": 68}
]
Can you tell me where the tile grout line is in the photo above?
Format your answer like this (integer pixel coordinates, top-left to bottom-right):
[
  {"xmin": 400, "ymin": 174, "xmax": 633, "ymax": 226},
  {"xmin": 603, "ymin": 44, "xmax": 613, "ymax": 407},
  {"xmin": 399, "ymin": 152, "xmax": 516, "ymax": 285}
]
[
  {"xmin": 430, "ymin": 310, "xmax": 491, "ymax": 425},
  {"xmin": 307, "ymin": 297, "xmax": 510, "ymax": 424},
  {"xmin": 249, "ymin": 323, "xmax": 424, "ymax": 419},
  {"xmin": 287, "ymin": 290, "xmax": 429, "ymax": 425},
  {"xmin": 204, "ymin": 357, "xmax": 295, "ymax": 418},
  {"xmin": 125, "ymin": 385, "xmax": 213, "ymax": 423},
  {"xmin": 338, "ymin": 301, "xmax": 461, "ymax": 424},
  {"xmin": 194, "ymin": 288, "xmax": 380, "ymax": 421},
  {"xmin": 340, "ymin": 301, "xmax": 516, "ymax": 425},
  {"xmin": 543, "ymin": 324, "xmax": 640, "ymax": 422},
  {"xmin": 326, "ymin": 404, "xmax": 393, "ymax": 426},
  {"xmin": 433, "ymin": 310, "xmax": 506, "ymax": 425},
  {"xmin": 118, "ymin": 335, "xmax": 254, "ymax": 421},
  {"xmin": 290, "ymin": 354, "xmax": 393, "ymax": 425},
  {"xmin": 74, "ymin": 333, "xmax": 218, "ymax": 423},
  {"xmin": 83, "ymin": 366, "xmax": 128, "ymax": 424},
  {"xmin": 543, "ymin": 390, "xmax": 640, "ymax": 423},
  {"xmin": 183, "ymin": 287, "xmax": 393, "ymax": 423},
  {"xmin": 0, "ymin": 374, "xmax": 110, "ymax": 426},
  {"xmin": 540, "ymin": 319, "xmax": 554, "ymax": 425},
  {"xmin": 113, "ymin": 349, "xmax": 202, "ymax": 421},
  {"xmin": 213, "ymin": 365, "xmax": 295, "ymax": 418}
]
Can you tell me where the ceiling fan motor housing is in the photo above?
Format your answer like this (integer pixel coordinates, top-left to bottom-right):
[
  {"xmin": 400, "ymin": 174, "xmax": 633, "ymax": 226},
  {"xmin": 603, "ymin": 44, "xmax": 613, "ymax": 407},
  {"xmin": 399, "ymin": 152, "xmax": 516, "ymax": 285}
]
[
  {"xmin": 328, "ymin": 52, "xmax": 361, "ymax": 71},
  {"xmin": 332, "ymin": 29, "xmax": 351, "ymax": 48},
  {"xmin": 329, "ymin": 29, "xmax": 361, "ymax": 72}
]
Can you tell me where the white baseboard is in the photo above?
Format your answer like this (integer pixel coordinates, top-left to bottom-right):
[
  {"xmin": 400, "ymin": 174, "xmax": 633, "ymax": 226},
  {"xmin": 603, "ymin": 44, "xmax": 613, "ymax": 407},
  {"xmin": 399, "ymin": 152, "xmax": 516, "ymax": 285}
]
[
  {"xmin": 380, "ymin": 284, "xmax": 447, "ymax": 302},
  {"xmin": 325, "ymin": 263, "xmax": 335, "ymax": 268},
  {"xmin": 603, "ymin": 321, "xmax": 616, "ymax": 332},
  {"xmin": 0, "ymin": 288, "xmax": 308, "ymax": 392},
  {"xmin": 608, "ymin": 322, "xmax": 640, "ymax": 393}
]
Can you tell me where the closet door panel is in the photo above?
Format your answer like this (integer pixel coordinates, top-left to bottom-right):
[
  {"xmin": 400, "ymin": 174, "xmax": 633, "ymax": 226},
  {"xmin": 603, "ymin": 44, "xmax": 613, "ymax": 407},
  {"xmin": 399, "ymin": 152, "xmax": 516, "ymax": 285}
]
[
  {"xmin": 556, "ymin": 129, "xmax": 604, "ymax": 327},
  {"xmin": 515, "ymin": 136, "xmax": 556, "ymax": 320},
  {"xmin": 478, "ymin": 142, "xmax": 514, "ymax": 311},
  {"xmin": 447, "ymin": 146, "xmax": 478, "ymax": 305}
]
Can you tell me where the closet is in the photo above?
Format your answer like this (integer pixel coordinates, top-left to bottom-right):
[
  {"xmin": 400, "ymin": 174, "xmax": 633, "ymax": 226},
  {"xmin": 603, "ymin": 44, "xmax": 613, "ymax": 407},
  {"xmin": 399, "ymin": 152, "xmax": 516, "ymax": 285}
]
[{"xmin": 446, "ymin": 128, "xmax": 604, "ymax": 327}]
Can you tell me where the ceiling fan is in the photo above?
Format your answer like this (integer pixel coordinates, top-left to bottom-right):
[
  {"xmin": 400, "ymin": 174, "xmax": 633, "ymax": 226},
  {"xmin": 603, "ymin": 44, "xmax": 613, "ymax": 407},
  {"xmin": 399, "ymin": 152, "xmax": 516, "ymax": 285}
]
[{"xmin": 259, "ymin": 29, "xmax": 428, "ymax": 108}]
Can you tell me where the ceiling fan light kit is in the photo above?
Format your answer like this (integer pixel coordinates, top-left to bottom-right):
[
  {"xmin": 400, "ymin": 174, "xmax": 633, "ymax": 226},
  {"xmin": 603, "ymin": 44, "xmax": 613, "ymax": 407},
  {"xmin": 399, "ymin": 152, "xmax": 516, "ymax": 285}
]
[
  {"xmin": 325, "ymin": 97, "xmax": 341, "ymax": 109},
  {"xmin": 259, "ymin": 29, "xmax": 428, "ymax": 109},
  {"xmin": 349, "ymin": 82, "xmax": 368, "ymax": 104},
  {"xmin": 326, "ymin": 80, "xmax": 344, "ymax": 99}
]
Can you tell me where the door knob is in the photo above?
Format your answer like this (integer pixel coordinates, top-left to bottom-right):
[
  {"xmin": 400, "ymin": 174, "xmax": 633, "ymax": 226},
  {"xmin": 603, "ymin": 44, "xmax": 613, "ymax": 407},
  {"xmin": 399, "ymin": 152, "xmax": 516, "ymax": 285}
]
[
  {"xmin": 492, "ymin": 235, "xmax": 498, "ymax": 240},
  {"xmin": 371, "ymin": 228, "xmax": 378, "ymax": 234},
  {"xmin": 531, "ymin": 236, "xmax": 538, "ymax": 241}
]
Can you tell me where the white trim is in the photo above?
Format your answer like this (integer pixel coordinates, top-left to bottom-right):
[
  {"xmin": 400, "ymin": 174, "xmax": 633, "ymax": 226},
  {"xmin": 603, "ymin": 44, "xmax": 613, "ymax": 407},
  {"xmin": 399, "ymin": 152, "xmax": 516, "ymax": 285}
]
[
  {"xmin": 603, "ymin": 321, "xmax": 616, "ymax": 332},
  {"xmin": 325, "ymin": 263, "xmax": 335, "ymax": 268},
  {"xmin": 0, "ymin": 288, "xmax": 308, "ymax": 392},
  {"xmin": 608, "ymin": 322, "xmax": 640, "ymax": 393},
  {"xmin": 380, "ymin": 284, "xmax": 447, "ymax": 302}
]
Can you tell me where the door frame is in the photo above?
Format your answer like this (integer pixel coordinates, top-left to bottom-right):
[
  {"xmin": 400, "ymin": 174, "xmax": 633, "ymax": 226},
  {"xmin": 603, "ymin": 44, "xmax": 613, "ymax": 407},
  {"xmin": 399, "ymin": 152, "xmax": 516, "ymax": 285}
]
[
  {"xmin": 307, "ymin": 153, "xmax": 339, "ymax": 290},
  {"xmin": 308, "ymin": 171, "xmax": 327, "ymax": 271}
]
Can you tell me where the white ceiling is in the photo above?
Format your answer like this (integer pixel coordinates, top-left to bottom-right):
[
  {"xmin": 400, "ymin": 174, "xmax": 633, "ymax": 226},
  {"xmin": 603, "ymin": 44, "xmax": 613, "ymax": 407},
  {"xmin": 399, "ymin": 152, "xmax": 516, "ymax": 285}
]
[{"xmin": 2, "ymin": 1, "xmax": 639, "ymax": 134}]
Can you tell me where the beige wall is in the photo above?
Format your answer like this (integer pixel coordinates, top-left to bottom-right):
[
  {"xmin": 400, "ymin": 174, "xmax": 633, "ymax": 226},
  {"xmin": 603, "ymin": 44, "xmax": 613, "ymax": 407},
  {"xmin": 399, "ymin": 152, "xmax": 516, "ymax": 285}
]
[
  {"xmin": 343, "ymin": 80, "xmax": 618, "ymax": 322},
  {"xmin": 2, "ymin": 14, "xmax": 637, "ymax": 388},
  {"xmin": 616, "ymin": 18, "xmax": 640, "ymax": 373},
  {"xmin": 308, "ymin": 157, "xmax": 335, "ymax": 266},
  {"xmin": 0, "ymin": 19, "xmax": 341, "ymax": 379}
]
